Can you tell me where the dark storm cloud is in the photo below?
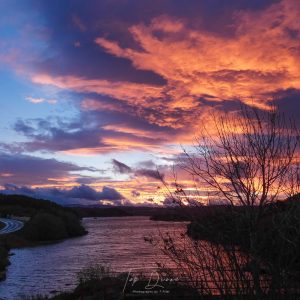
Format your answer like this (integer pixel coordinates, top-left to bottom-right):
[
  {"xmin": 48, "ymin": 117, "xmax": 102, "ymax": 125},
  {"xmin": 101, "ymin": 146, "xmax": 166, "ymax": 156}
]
[
  {"xmin": 13, "ymin": 117, "xmax": 103, "ymax": 152},
  {"xmin": 274, "ymin": 89, "xmax": 300, "ymax": 126},
  {"xmin": 111, "ymin": 159, "xmax": 164, "ymax": 180},
  {"xmin": 134, "ymin": 169, "xmax": 164, "ymax": 181},
  {"xmin": 11, "ymin": 110, "xmax": 171, "ymax": 153},
  {"xmin": 0, "ymin": 152, "xmax": 97, "ymax": 186},
  {"xmin": 135, "ymin": 160, "xmax": 156, "ymax": 169},
  {"xmin": 26, "ymin": 0, "xmax": 167, "ymax": 85},
  {"xmin": 67, "ymin": 185, "xmax": 124, "ymax": 201},
  {"xmin": 0, "ymin": 184, "xmax": 127, "ymax": 206},
  {"xmin": 112, "ymin": 159, "xmax": 132, "ymax": 174}
]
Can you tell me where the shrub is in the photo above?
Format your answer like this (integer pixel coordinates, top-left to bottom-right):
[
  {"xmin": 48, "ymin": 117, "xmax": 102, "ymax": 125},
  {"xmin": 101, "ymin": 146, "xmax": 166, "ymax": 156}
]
[
  {"xmin": 77, "ymin": 264, "xmax": 111, "ymax": 285},
  {"xmin": 22, "ymin": 212, "xmax": 68, "ymax": 241}
]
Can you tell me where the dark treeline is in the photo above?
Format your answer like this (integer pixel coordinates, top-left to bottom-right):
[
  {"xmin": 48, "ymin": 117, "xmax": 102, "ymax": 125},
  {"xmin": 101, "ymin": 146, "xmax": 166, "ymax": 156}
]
[
  {"xmin": 74, "ymin": 205, "xmax": 190, "ymax": 219},
  {"xmin": 73, "ymin": 206, "xmax": 132, "ymax": 218},
  {"xmin": 187, "ymin": 194, "xmax": 300, "ymax": 285}
]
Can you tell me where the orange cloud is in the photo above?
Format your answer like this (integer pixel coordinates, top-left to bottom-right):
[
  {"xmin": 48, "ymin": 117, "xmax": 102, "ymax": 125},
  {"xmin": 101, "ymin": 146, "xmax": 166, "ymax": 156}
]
[
  {"xmin": 101, "ymin": 136, "xmax": 179, "ymax": 155},
  {"xmin": 30, "ymin": 0, "xmax": 300, "ymax": 149},
  {"xmin": 31, "ymin": 74, "xmax": 162, "ymax": 106},
  {"xmin": 95, "ymin": 0, "xmax": 300, "ymax": 109},
  {"xmin": 102, "ymin": 124, "xmax": 165, "ymax": 139}
]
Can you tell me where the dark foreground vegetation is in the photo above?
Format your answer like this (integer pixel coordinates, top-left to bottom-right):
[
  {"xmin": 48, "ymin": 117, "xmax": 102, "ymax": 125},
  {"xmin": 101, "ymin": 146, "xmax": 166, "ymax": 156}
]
[
  {"xmin": 0, "ymin": 194, "xmax": 87, "ymax": 280},
  {"xmin": 152, "ymin": 106, "xmax": 300, "ymax": 299},
  {"xmin": 20, "ymin": 264, "xmax": 300, "ymax": 300},
  {"xmin": 74, "ymin": 206, "xmax": 132, "ymax": 218},
  {"xmin": 187, "ymin": 195, "xmax": 300, "ymax": 285},
  {"xmin": 20, "ymin": 264, "xmax": 200, "ymax": 300},
  {"xmin": 149, "ymin": 206, "xmax": 220, "ymax": 221}
]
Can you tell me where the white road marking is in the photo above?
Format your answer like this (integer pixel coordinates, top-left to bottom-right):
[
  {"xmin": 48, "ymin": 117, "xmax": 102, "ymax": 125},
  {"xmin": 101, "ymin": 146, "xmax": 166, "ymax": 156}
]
[{"xmin": 0, "ymin": 218, "xmax": 24, "ymax": 235}]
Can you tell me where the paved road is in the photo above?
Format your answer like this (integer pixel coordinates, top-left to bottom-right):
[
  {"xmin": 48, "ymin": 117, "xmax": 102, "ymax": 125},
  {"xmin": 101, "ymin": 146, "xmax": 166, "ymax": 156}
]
[{"xmin": 0, "ymin": 218, "xmax": 24, "ymax": 235}]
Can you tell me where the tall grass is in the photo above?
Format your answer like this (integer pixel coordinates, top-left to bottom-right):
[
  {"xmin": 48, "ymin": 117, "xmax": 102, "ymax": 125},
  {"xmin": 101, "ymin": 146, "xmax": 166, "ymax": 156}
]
[{"xmin": 77, "ymin": 264, "xmax": 112, "ymax": 285}]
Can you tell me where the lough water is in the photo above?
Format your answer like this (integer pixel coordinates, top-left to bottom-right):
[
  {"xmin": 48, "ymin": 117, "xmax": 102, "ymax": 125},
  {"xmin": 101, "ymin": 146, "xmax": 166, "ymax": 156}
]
[{"xmin": 0, "ymin": 217, "xmax": 186, "ymax": 299}]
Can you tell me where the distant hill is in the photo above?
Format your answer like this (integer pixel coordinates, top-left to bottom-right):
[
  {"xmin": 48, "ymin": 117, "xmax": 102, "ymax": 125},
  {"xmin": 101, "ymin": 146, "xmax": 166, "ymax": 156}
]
[{"xmin": 0, "ymin": 194, "xmax": 76, "ymax": 216}]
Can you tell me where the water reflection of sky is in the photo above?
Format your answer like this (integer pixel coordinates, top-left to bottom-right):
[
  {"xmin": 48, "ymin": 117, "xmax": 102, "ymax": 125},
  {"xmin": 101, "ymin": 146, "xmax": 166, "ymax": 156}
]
[{"xmin": 0, "ymin": 217, "xmax": 186, "ymax": 299}]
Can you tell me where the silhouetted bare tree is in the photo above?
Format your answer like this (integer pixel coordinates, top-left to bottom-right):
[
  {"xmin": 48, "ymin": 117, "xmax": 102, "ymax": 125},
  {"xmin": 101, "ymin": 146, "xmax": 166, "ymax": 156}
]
[{"xmin": 155, "ymin": 104, "xmax": 300, "ymax": 298}]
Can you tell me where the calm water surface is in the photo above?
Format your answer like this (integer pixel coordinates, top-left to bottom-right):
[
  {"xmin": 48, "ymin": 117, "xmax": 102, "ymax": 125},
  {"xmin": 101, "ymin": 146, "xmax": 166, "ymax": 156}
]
[{"xmin": 0, "ymin": 216, "xmax": 186, "ymax": 299}]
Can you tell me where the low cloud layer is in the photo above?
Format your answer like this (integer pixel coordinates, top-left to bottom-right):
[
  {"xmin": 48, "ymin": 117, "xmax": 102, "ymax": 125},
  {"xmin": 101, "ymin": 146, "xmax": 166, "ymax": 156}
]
[{"xmin": 1, "ymin": 184, "xmax": 128, "ymax": 206}]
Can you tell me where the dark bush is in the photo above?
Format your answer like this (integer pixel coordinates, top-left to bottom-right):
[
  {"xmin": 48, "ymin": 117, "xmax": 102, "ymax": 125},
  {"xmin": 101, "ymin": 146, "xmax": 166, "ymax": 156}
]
[
  {"xmin": 62, "ymin": 212, "xmax": 87, "ymax": 237},
  {"xmin": 22, "ymin": 212, "xmax": 68, "ymax": 241}
]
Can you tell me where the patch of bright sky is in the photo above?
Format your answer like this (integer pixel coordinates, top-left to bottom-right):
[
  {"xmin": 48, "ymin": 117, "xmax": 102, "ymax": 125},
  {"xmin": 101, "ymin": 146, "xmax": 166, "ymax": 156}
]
[
  {"xmin": 0, "ymin": 0, "xmax": 76, "ymax": 145},
  {"xmin": 0, "ymin": 68, "xmax": 78, "ymax": 144}
]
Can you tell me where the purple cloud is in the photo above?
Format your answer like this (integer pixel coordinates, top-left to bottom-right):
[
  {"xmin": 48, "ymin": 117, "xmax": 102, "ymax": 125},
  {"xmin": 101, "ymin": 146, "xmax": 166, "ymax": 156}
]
[
  {"xmin": 112, "ymin": 159, "xmax": 132, "ymax": 174},
  {"xmin": 1, "ymin": 184, "xmax": 128, "ymax": 206},
  {"xmin": 111, "ymin": 159, "xmax": 164, "ymax": 180},
  {"xmin": 0, "ymin": 152, "xmax": 98, "ymax": 186}
]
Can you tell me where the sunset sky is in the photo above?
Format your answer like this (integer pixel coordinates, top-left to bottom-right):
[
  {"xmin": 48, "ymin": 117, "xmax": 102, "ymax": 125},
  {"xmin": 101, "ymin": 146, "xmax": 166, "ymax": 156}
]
[{"xmin": 0, "ymin": 0, "xmax": 299, "ymax": 206}]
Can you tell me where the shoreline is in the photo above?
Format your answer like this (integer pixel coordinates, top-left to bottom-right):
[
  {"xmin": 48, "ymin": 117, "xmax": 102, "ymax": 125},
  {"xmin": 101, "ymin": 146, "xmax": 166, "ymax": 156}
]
[{"xmin": 0, "ymin": 231, "xmax": 88, "ymax": 282}]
